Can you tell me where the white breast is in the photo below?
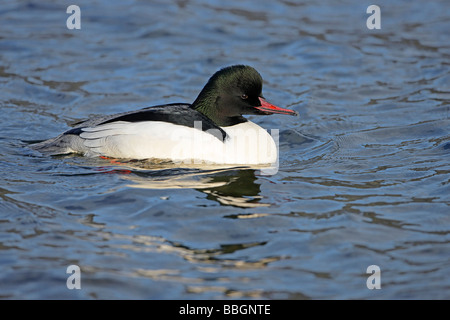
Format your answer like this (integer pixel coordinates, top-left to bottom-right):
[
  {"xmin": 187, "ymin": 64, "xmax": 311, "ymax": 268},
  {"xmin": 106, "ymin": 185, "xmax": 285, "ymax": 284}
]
[{"xmin": 78, "ymin": 120, "xmax": 278, "ymax": 165}]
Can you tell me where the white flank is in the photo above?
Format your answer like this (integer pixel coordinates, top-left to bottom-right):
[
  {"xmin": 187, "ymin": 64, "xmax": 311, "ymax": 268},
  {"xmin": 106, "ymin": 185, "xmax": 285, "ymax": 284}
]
[{"xmin": 78, "ymin": 121, "xmax": 278, "ymax": 165}]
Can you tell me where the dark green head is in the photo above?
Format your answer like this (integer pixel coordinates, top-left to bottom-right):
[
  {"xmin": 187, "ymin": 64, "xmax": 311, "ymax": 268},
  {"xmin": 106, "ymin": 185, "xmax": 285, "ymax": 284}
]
[{"xmin": 191, "ymin": 65, "xmax": 297, "ymax": 127}]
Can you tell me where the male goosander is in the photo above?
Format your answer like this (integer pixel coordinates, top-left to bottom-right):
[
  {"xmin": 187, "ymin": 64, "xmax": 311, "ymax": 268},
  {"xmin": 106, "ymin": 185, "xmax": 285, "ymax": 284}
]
[{"xmin": 33, "ymin": 65, "xmax": 297, "ymax": 165}]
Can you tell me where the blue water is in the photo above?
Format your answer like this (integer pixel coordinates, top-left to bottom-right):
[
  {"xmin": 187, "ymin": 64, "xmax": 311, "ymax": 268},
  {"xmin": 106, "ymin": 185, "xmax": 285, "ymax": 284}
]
[{"xmin": 1, "ymin": 0, "xmax": 449, "ymax": 299}]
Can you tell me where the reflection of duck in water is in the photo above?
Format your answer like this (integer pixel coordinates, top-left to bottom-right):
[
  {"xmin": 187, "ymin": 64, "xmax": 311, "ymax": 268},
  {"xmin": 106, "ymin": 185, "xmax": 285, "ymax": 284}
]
[
  {"xmin": 117, "ymin": 165, "xmax": 269, "ymax": 208},
  {"xmin": 33, "ymin": 65, "xmax": 297, "ymax": 165},
  {"xmin": 201, "ymin": 169, "xmax": 268, "ymax": 208}
]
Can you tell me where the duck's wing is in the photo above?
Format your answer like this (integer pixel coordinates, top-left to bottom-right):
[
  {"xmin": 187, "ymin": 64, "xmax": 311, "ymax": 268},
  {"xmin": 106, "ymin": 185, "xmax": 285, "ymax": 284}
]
[{"xmin": 32, "ymin": 104, "xmax": 227, "ymax": 157}]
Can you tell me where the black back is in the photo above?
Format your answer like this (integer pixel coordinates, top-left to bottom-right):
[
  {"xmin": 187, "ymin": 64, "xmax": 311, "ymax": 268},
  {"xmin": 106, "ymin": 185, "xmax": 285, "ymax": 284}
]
[{"xmin": 64, "ymin": 104, "xmax": 228, "ymax": 141}]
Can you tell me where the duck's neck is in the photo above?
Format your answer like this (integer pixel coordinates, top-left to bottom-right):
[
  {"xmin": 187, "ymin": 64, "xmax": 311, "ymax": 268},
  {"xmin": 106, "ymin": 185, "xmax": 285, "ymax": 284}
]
[{"xmin": 191, "ymin": 91, "xmax": 246, "ymax": 127}]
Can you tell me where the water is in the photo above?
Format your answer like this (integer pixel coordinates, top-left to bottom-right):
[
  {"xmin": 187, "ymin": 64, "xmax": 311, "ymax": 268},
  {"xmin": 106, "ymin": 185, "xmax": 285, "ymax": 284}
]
[{"xmin": 1, "ymin": 0, "xmax": 449, "ymax": 299}]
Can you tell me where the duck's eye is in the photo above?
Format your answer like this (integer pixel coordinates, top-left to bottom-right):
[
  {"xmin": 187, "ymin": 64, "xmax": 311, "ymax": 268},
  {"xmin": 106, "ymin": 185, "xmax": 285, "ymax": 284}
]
[{"xmin": 241, "ymin": 94, "xmax": 248, "ymax": 100}]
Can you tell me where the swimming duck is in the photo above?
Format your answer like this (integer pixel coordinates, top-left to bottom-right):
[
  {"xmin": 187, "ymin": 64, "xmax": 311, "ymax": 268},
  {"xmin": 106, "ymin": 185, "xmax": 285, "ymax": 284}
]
[{"xmin": 33, "ymin": 65, "xmax": 297, "ymax": 165}]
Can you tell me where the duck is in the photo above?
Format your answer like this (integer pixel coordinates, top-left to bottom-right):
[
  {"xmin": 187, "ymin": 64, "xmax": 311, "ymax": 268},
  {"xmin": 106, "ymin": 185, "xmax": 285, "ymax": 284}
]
[{"xmin": 32, "ymin": 65, "xmax": 298, "ymax": 165}]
